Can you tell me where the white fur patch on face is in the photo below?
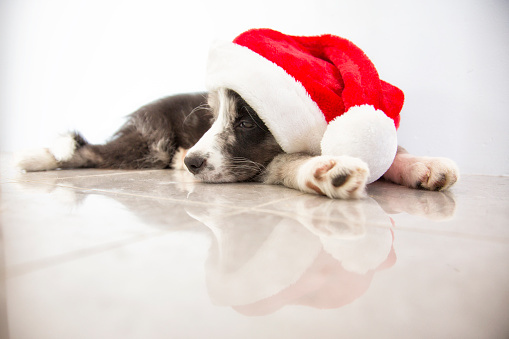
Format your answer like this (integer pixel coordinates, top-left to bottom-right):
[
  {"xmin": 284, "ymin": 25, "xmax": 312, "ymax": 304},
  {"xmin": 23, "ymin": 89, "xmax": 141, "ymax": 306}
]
[{"xmin": 185, "ymin": 89, "xmax": 234, "ymax": 181}]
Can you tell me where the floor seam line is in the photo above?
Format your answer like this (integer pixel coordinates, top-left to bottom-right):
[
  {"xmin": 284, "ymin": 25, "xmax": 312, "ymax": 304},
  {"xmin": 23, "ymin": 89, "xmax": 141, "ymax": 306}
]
[
  {"xmin": 6, "ymin": 229, "xmax": 173, "ymax": 278},
  {"xmin": 6, "ymin": 169, "xmax": 166, "ymax": 182},
  {"xmin": 12, "ymin": 180, "xmax": 255, "ymax": 211}
]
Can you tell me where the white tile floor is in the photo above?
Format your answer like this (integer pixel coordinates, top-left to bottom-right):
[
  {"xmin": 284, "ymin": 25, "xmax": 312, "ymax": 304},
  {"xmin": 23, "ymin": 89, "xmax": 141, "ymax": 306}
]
[{"xmin": 1, "ymin": 154, "xmax": 508, "ymax": 339}]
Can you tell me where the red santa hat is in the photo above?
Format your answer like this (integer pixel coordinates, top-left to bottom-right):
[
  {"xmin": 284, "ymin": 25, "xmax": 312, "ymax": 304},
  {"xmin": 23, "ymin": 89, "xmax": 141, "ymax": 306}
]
[{"xmin": 206, "ymin": 29, "xmax": 404, "ymax": 183}]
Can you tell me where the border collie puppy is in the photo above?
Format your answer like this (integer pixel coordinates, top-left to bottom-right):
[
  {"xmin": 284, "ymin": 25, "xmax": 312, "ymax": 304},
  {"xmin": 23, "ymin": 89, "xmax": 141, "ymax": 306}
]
[{"xmin": 16, "ymin": 89, "xmax": 459, "ymax": 199}]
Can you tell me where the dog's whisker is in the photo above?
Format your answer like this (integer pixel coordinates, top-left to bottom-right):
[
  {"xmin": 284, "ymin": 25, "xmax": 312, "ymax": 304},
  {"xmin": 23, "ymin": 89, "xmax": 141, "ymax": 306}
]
[
  {"xmin": 231, "ymin": 157, "xmax": 266, "ymax": 170},
  {"xmin": 183, "ymin": 103, "xmax": 212, "ymax": 126},
  {"xmin": 222, "ymin": 164, "xmax": 263, "ymax": 171}
]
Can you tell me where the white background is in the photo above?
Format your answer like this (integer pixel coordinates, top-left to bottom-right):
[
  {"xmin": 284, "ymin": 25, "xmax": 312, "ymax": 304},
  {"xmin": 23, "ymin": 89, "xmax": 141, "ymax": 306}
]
[{"xmin": 1, "ymin": 0, "xmax": 508, "ymax": 175}]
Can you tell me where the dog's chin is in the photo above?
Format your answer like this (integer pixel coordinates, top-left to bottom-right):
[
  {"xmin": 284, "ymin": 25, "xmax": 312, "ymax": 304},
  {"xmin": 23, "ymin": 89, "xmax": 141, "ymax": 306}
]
[
  {"xmin": 191, "ymin": 171, "xmax": 234, "ymax": 183},
  {"xmin": 192, "ymin": 170, "xmax": 258, "ymax": 183}
]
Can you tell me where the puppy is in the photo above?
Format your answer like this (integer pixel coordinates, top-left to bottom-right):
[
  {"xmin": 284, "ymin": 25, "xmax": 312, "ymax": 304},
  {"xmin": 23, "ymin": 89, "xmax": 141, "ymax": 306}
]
[{"xmin": 16, "ymin": 89, "xmax": 459, "ymax": 199}]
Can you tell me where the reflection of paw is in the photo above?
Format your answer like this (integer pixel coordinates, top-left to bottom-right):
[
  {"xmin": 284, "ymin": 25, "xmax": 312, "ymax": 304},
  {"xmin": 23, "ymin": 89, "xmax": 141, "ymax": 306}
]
[
  {"xmin": 300, "ymin": 156, "xmax": 369, "ymax": 199},
  {"xmin": 369, "ymin": 181, "xmax": 457, "ymax": 220},
  {"xmin": 293, "ymin": 197, "xmax": 367, "ymax": 239}
]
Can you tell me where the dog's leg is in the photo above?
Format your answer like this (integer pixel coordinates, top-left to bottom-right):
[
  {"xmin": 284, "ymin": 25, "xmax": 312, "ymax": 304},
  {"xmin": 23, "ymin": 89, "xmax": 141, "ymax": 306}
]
[
  {"xmin": 263, "ymin": 153, "xmax": 370, "ymax": 199},
  {"xmin": 382, "ymin": 146, "xmax": 459, "ymax": 191}
]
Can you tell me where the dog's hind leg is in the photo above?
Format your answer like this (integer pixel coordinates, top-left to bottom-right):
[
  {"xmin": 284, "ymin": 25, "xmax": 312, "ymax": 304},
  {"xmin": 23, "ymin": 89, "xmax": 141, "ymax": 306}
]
[{"xmin": 263, "ymin": 153, "xmax": 370, "ymax": 199}]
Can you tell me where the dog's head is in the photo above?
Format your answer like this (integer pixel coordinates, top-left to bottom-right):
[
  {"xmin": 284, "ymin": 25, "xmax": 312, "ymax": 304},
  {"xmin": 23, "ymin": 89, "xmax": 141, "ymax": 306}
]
[{"xmin": 184, "ymin": 88, "xmax": 283, "ymax": 182}]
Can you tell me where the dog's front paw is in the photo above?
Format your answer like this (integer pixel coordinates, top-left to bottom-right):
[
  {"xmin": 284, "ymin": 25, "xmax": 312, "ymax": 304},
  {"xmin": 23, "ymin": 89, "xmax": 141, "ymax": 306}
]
[
  {"xmin": 410, "ymin": 158, "xmax": 459, "ymax": 191},
  {"xmin": 299, "ymin": 156, "xmax": 369, "ymax": 199},
  {"xmin": 391, "ymin": 157, "xmax": 459, "ymax": 191},
  {"xmin": 383, "ymin": 148, "xmax": 460, "ymax": 191}
]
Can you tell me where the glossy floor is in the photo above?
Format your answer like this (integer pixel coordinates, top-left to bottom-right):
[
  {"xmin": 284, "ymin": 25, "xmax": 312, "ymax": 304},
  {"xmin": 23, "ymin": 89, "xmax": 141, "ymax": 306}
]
[{"xmin": 1, "ymin": 155, "xmax": 508, "ymax": 339}]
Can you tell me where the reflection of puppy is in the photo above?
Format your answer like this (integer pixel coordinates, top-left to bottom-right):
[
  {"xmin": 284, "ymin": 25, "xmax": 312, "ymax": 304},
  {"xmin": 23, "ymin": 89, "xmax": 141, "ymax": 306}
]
[
  {"xmin": 233, "ymin": 249, "xmax": 397, "ymax": 316},
  {"xmin": 184, "ymin": 196, "xmax": 396, "ymax": 315},
  {"xmin": 16, "ymin": 90, "xmax": 459, "ymax": 199}
]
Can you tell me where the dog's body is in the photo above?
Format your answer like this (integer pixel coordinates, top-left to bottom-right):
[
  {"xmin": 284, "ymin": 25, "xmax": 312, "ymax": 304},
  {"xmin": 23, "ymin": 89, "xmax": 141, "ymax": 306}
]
[{"xmin": 17, "ymin": 90, "xmax": 459, "ymax": 199}]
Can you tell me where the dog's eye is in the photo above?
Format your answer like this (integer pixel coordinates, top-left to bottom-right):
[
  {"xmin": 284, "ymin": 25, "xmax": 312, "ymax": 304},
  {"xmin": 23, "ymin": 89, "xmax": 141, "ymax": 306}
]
[{"xmin": 238, "ymin": 121, "xmax": 255, "ymax": 129}]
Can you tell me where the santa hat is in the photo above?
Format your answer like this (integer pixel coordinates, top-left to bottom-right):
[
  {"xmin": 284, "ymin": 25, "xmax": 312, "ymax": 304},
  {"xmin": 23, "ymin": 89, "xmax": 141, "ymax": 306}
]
[{"xmin": 206, "ymin": 29, "xmax": 404, "ymax": 183}]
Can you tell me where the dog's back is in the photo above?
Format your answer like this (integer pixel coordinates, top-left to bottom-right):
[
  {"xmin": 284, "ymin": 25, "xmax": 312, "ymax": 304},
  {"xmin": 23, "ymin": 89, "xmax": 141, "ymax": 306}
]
[{"xmin": 16, "ymin": 93, "xmax": 211, "ymax": 172}]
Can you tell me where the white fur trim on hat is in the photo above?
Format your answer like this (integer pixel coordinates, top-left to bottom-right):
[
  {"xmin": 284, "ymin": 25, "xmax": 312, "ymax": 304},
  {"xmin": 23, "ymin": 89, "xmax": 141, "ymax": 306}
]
[
  {"xmin": 206, "ymin": 40, "xmax": 327, "ymax": 155},
  {"xmin": 321, "ymin": 105, "xmax": 397, "ymax": 183}
]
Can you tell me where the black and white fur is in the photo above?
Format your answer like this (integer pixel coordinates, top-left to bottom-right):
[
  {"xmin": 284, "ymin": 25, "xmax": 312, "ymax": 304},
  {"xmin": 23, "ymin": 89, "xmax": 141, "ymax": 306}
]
[{"xmin": 16, "ymin": 89, "xmax": 459, "ymax": 199}]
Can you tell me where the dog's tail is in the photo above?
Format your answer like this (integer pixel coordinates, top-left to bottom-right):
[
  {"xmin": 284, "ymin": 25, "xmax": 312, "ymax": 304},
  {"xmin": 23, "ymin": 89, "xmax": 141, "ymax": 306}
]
[
  {"xmin": 16, "ymin": 126, "xmax": 177, "ymax": 172},
  {"xmin": 15, "ymin": 132, "xmax": 99, "ymax": 172}
]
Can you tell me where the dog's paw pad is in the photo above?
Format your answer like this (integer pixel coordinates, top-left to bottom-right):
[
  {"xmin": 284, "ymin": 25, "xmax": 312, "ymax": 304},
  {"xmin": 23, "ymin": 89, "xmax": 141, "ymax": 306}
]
[
  {"xmin": 432, "ymin": 174, "xmax": 449, "ymax": 191},
  {"xmin": 332, "ymin": 172, "xmax": 350, "ymax": 187},
  {"xmin": 413, "ymin": 159, "xmax": 459, "ymax": 191},
  {"xmin": 418, "ymin": 174, "xmax": 448, "ymax": 191},
  {"xmin": 313, "ymin": 159, "xmax": 336, "ymax": 180},
  {"xmin": 302, "ymin": 156, "xmax": 369, "ymax": 199}
]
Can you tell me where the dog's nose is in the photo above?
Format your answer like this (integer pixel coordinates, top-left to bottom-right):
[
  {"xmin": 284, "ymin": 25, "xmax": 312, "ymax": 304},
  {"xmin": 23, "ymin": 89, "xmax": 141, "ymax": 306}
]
[{"xmin": 184, "ymin": 155, "xmax": 206, "ymax": 175}]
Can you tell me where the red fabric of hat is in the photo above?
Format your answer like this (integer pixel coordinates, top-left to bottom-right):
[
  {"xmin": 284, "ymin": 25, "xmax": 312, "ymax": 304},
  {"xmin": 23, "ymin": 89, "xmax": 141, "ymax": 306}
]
[{"xmin": 233, "ymin": 29, "xmax": 404, "ymax": 128}]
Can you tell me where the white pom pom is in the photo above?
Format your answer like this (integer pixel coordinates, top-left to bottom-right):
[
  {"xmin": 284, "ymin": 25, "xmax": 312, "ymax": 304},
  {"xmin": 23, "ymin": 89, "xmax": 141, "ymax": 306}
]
[{"xmin": 321, "ymin": 105, "xmax": 397, "ymax": 183}]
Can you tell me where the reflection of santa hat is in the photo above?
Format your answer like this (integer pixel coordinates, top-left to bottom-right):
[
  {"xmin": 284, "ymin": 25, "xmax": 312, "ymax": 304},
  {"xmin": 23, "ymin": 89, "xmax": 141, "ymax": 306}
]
[{"xmin": 206, "ymin": 28, "xmax": 405, "ymax": 182}]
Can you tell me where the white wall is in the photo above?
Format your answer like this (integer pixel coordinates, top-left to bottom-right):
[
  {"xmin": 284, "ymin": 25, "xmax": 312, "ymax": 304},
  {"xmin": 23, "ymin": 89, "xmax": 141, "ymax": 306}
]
[{"xmin": 1, "ymin": 0, "xmax": 508, "ymax": 175}]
